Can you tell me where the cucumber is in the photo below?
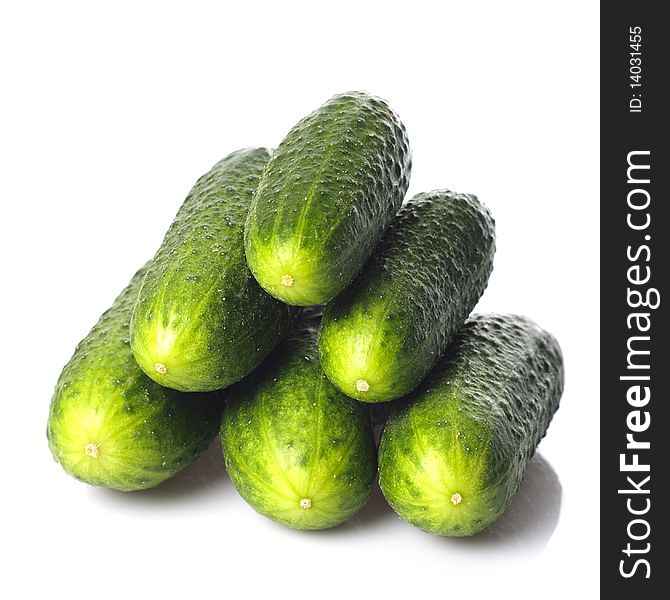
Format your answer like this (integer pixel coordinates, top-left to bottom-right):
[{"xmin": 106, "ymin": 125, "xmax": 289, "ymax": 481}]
[
  {"xmin": 378, "ymin": 314, "xmax": 563, "ymax": 536},
  {"xmin": 244, "ymin": 91, "xmax": 411, "ymax": 305},
  {"xmin": 319, "ymin": 190, "xmax": 495, "ymax": 402},
  {"xmin": 131, "ymin": 148, "xmax": 291, "ymax": 392},
  {"xmin": 47, "ymin": 265, "xmax": 224, "ymax": 492},
  {"xmin": 220, "ymin": 308, "xmax": 377, "ymax": 530}
]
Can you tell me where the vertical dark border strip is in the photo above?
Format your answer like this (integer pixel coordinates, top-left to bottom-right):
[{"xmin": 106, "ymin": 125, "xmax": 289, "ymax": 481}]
[{"xmin": 601, "ymin": 2, "xmax": 668, "ymax": 595}]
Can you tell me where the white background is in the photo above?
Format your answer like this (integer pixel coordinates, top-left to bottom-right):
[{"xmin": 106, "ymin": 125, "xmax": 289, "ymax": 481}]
[{"xmin": 1, "ymin": 1, "xmax": 599, "ymax": 598}]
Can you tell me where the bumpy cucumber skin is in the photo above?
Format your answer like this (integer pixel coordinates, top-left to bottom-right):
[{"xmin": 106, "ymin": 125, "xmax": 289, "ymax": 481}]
[
  {"xmin": 47, "ymin": 265, "xmax": 224, "ymax": 492},
  {"xmin": 220, "ymin": 308, "xmax": 377, "ymax": 530},
  {"xmin": 131, "ymin": 148, "xmax": 290, "ymax": 392},
  {"xmin": 378, "ymin": 314, "xmax": 563, "ymax": 536},
  {"xmin": 319, "ymin": 190, "xmax": 495, "ymax": 402},
  {"xmin": 244, "ymin": 91, "xmax": 411, "ymax": 305}
]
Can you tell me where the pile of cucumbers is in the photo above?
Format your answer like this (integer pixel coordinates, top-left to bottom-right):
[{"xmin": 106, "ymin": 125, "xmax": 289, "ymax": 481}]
[{"xmin": 47, "ymin": 92, "xmax": 564, "ymax": 537}]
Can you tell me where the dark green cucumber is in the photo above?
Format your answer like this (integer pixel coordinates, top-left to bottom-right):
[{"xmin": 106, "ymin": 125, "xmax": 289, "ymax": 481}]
[
  {"xmin": 47, "ymin": 265, "xmax": 223, "ymax": 492},
  {"xmin": 131, "ymin": 148, "xmax": 290, "ymax": 392},
  {"xmin": 319, "ymin": 190, "xmax": 495, "ymax": 402},
  {"xmin": 220, "ymin": 308, "xmax": 377, "ymax": 530},
  {"xmin": 378, "ymin": 314, "xmax": 563, "ymax": 536},
  {"xmin": 244, "ymin": 91, "xmax": 411, "ymax": 305}
]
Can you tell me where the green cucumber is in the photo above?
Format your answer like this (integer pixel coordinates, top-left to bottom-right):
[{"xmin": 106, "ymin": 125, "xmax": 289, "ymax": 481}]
[
  {"xmin": 378, "ymin": 314, "xmax": 563, "ymax": 536},
  {"xmin": 220, "ymin": 308, "xmax": 376, "ymax": 530},
  {"xmin": 244, "ymin": 91, "xmax": 411, "ymax": 305},
  {"xmin": 319, "ymin": 190, "xmax": 495, "ymax": 402},
  {"xmin": 47, "ymin": 265, "xmax": 224, "ymax": 492},
  {"xmin": 131, "ymin": 148, "xmax": 290, "ymax": 392}
]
